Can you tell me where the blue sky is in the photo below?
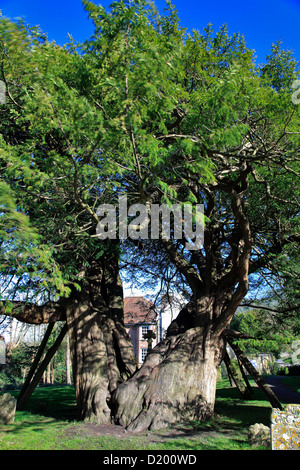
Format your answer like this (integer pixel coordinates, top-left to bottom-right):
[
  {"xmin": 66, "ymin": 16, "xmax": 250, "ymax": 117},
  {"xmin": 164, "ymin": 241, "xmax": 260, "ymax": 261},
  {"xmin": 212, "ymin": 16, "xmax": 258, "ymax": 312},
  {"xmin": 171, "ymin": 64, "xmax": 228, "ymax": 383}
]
[{"xmin": 0, "ymin": 0, "xmax": 299, "ymax": 64}]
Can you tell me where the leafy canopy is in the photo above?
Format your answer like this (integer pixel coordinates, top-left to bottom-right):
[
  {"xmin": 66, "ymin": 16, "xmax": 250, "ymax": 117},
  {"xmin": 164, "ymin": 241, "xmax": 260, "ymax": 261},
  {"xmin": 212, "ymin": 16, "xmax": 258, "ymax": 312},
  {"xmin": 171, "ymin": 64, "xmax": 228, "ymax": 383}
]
[{"xmin": 0, "ymin": 1, "xmax": 299, "ymax": 320}]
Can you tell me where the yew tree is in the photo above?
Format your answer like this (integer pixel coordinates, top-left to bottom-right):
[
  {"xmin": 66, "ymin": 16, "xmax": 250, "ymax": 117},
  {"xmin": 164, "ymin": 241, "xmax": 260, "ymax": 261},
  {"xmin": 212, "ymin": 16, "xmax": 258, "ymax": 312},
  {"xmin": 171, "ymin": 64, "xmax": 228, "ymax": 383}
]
[{"xmin": 0, "ymin": 0, "xmax": 299, "ymax": 431}]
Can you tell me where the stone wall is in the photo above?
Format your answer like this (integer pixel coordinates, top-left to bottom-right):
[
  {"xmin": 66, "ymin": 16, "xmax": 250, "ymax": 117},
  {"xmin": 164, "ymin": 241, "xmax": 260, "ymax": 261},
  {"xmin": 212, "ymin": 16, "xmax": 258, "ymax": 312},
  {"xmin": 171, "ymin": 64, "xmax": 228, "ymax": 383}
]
[
  {"xmin": 271, "ymin": 404, "xmax": 300, "ymax": 450},
  {"xmin": 248, "ymin": 353, "xmax": 274, "ymax": 375}
]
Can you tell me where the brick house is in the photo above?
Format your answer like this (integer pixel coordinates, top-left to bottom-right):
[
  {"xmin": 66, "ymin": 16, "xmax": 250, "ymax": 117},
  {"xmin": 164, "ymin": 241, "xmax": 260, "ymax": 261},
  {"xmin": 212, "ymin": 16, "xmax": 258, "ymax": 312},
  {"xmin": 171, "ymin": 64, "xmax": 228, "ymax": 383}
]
[{"xmin": 124, "ymin": 296, "xmax": 158, "ymax": 366}]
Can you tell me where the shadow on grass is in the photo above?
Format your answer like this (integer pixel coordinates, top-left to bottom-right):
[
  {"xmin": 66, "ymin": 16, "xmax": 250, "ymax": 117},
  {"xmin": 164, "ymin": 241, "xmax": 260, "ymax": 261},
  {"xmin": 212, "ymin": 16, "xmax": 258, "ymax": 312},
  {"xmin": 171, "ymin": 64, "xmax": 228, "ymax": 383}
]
[
  {"xmin": 10, "ymin": 385, "xmax": 78, "ymax": 422},
  {"xmin": 11, "ymin": 382, "xmax": 272, "ymax": 428},
  {"xmin": 2, "ymin": 382, "xmax": 273, "ymax": 450},
  {"xmin": 141, "ymin": 383, "xmax": 272, "ymax": 450},
  {"xmin": 215, "ymin": 384, "xmax": 272, "ymax": 427},
  {"xmin": 11, "ymin": 381, "xmax": 271, "ymax": 423}
]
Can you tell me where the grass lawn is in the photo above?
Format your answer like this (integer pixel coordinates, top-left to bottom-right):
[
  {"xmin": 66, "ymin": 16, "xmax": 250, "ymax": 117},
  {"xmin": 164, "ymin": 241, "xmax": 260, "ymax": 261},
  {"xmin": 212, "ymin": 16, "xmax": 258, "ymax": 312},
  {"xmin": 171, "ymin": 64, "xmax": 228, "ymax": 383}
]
[{"xmin": 1, "ymin": 377, "xmax": 298, "ymax": 451}]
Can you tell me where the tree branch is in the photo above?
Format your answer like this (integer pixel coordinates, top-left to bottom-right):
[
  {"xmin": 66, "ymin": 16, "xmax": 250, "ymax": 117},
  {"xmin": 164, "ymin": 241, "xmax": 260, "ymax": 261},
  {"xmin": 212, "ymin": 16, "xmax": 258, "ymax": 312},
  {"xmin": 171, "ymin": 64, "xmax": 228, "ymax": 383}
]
[
  {"xmin": 159, "ymin": 239, "xmax": 203, "ymax": 294},
  {"xmin": 240, "ymin": 302, "xmax": 300, "ymax": 314},
  {"xmin": 0, "ymin": 300, "xmax": 66, "ymax": 324},
  {"xmin": 213, "ymin": 166, "xmax": 252, "ymax": 335}
]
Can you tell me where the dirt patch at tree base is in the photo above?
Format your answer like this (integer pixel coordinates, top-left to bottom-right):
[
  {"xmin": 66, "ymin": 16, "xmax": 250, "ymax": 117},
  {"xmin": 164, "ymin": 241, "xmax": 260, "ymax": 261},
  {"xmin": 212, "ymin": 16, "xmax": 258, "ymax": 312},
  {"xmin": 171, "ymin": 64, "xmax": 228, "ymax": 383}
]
[
  {"xmin": 64, "ymin": 423, "xmax": 143, "ymax": 439},
  {"xmin": 63, "ymin": 421, "xmax": 234, "ymax": 444}
]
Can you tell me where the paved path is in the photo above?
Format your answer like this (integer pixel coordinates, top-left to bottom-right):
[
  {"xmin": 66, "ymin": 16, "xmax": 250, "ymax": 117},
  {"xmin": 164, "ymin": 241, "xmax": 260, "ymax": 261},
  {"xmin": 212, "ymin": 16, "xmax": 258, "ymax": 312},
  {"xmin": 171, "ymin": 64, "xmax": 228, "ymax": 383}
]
[{"xmin": 264, "ymin": 376, "xmax": 300, "ymax": 404}]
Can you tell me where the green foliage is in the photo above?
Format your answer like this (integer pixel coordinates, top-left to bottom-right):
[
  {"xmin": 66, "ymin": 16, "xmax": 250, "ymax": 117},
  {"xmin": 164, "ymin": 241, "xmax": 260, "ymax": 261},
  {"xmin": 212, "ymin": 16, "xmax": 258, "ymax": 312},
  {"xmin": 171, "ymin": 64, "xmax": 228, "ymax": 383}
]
[
  {"xmin": 231, "ymin": 308, "xmax": 298, "ymax": 357},
  {"xmin": 0, "ymin": 326, "xmax": 69, "ymax": 389},
  {"xmin": 0, "ymin": 1, "xmax": 298, "ymax": 328},
  {"xmin": 260, "ymin": 41, "xmax": 299, "ymax": 91},
  {"xmin": 0, "ymin": 2, "xmax": 210, "ymax": 301},
  {"xmin": 0, "ymin": 343, "xmax": 38, "ymax": 388}
]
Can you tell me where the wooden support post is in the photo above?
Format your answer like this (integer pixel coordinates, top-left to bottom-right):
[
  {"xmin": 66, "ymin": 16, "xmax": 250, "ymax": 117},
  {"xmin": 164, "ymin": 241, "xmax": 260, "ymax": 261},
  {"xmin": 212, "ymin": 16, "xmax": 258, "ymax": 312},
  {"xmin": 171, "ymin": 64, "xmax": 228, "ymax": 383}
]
[
  {"xmin": 223, "ymin": 350, "xmax": 251, "ymax": 398},
  {"xmin": 18, "ymin": 323, "xmax": 55, "ymax": 403},
  {"xmin": 237, "ymin": 357, "xmax": 254, "ymax": 395},
  {"xmin": 223, "ymin": 351, "xmax": 235, "ymax": 387},
  {"xmin": 227, "ymin": 338, "xmax": 283, "ymax": 410},
  {"xmin": 17, "ymin": 324, "xmax": 68, "ymax": 410}
]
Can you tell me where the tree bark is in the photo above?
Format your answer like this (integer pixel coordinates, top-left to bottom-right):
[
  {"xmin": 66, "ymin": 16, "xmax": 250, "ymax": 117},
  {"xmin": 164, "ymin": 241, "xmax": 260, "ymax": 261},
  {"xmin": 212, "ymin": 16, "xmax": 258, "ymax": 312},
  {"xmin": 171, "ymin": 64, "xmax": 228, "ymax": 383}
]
[
  {"xmin": 65, "ymin": 258, "xmax": 137, "ymax": 424},
  {"xmin": 0, "ymin": 300, "xmax": 66, "ymax": 324},
  {"xmin": 111, "ymin": 175, "xmax": 254, "ymax": 432},
  {"xmin": 223, "ymin": 350, "xmax": 251, "ymax": 398},
  {"xmin": 7, "ymin": 243, "xmax": 253, "ymax": 429},
  {"xmin": 111, "ymin": 297, "xmax": 225, "ymax": 432}
]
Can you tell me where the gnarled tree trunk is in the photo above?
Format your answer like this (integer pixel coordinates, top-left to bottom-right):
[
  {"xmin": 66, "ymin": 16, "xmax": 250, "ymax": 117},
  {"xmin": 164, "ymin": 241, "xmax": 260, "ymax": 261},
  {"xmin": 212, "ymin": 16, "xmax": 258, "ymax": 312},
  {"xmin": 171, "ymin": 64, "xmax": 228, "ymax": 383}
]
[
  {"xmin": 109, "ymin": 172, "xmax": 254, "ymax": 432},
  {"xmin": 65, "ymin": 258, "xmax": 137, "ymax": 423},
  {"xmin": 111, "ymin": 296, "xmax": 225, "ymax": 432}
]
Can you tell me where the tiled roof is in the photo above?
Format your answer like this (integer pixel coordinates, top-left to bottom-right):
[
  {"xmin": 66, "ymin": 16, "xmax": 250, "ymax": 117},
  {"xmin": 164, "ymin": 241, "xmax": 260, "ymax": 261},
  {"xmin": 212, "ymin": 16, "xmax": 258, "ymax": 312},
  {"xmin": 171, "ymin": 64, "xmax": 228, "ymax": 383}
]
[{"xmin": 124, "ymin": 296, "xmax": 157, "ymax": 324}]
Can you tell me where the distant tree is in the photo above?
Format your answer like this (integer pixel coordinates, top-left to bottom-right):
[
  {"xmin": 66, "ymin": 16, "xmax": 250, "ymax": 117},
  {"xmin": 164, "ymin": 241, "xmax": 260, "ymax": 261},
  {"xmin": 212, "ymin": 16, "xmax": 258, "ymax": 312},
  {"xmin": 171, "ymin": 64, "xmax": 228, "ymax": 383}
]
[
  {"xmin": 4, "ymin": 343, "xmax": 39, "ymax": 385},
  {"xmin": 230, "ymin": 308, "xmax": 297, "ymax": 357}
]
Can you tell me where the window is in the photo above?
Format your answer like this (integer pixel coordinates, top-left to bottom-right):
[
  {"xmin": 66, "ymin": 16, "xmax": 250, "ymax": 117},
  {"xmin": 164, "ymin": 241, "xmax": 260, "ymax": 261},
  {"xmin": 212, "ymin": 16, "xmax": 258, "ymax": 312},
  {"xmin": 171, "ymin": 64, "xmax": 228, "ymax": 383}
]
[
  {"xmin": 141, "ymin": 348, "xmax": 148, "ymax": 362},
  {"xmin": 141, "ymin": 326, "xmax": 149, "ymax": 338}
]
